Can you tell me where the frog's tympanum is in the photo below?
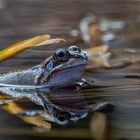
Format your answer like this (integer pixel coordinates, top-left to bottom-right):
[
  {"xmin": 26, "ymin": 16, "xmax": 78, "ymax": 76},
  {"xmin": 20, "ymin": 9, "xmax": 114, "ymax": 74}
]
[{"xmin": 0, "ymin": 46, "xmax": 88, "ymax": 88}]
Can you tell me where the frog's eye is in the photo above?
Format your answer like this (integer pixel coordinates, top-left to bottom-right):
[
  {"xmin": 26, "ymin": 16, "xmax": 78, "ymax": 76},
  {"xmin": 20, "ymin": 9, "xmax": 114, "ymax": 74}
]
[
  {"xmin": 53, "ymin": 49, "xmax": 70, "ymax": 62},
  {"xmin": 68, "ymin": 46, "xmax": 81, "ymax": 52},
  {"xmin": 54, "ymin": 112, "xmax": 71, "ymax": 125}
]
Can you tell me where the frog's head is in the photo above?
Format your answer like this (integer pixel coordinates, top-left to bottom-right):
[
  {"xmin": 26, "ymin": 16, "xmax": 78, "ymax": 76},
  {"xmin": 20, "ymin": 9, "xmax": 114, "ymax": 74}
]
[{"xmin": 38, "ymin": 46, "xmax": 88, "ymax": 87}]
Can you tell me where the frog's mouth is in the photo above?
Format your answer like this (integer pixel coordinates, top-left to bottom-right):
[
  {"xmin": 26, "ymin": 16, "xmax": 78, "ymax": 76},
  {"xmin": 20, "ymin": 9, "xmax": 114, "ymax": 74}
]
[
  {"xmin": 51, "ymin": 58, "xmax": 87, "ymax": 74},
  {"xmin": 53, "ymin": 63, "xmax": 86, "ymax": 74}
]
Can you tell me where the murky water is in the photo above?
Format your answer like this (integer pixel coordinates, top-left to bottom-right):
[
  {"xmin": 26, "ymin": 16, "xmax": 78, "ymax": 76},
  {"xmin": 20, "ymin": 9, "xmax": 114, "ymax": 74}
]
[{"xmin": 0, "ymin": 0, "xmax": 140, "ymax": 140}]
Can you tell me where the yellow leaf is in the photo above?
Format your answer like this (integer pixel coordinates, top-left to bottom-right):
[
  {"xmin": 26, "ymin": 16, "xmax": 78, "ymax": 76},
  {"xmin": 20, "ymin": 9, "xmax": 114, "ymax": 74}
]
[{"xmin": 0, "ymin": 34, "xmax": 65, "ymax": 62}]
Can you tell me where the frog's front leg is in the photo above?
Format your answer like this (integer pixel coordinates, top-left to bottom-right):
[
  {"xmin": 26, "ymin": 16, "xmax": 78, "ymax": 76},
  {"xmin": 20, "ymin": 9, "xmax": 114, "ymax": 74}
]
[
  {"xmin": 81, "ymin": 78, "xmax": 95, "ymax": 86},
  {"xmin": 35, "ymin": 69, "xmax": 46, "ymax": 85},
  {"xmin": 75, "ymin": 78, "xmax": 95, "ymax": 90}
]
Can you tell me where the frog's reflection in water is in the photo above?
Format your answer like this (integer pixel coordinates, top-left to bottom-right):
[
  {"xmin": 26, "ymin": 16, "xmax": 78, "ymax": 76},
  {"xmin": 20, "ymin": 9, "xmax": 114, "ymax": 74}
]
[
  {"xmin": 0, "ymin": 87, "xmax": 89, "ymax": 126},
  {"xmin": 40, "ymin": 89, "xmax": 88, "ymax": 125}
]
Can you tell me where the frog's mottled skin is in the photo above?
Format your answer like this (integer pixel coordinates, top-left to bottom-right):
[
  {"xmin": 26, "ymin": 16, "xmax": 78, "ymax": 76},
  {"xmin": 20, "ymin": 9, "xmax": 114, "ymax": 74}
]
[
  {"xmin": 0, "ymin": 69, "xmax": 40, "ymax": 85},
  {"xmin": 0, "ymin": 46, "xmax": 88, "ymax": 88}
]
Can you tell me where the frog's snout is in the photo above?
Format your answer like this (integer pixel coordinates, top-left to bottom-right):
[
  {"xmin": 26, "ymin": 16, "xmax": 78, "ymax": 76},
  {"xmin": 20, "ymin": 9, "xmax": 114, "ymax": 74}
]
[
  {"xmin": 80, "ymin": 52, "xmax": 88, "ymax": 60},
  {"xmin": 68, "ymin": 46, "xmax": 88, "ymax": 60}
]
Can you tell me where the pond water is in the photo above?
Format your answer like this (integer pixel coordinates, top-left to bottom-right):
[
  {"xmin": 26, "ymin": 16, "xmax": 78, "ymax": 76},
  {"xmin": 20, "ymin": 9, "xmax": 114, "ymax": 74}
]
[{"xmin": 0, "ymin": 0, "xmax": 140, "ymax": 140}]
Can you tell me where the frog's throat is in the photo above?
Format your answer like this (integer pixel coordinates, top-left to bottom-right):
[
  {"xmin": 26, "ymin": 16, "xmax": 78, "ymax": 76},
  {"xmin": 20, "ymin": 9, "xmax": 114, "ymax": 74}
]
[{"xmin": 44, "ymin": 63, "xmax": 86, "ymax": 83}]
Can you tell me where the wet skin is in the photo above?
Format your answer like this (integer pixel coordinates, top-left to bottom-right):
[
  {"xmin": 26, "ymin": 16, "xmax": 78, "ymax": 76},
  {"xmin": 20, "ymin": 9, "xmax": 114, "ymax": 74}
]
[{"xmin": 0, "ymin": 46, "xmax": 88, "ymax": 88}]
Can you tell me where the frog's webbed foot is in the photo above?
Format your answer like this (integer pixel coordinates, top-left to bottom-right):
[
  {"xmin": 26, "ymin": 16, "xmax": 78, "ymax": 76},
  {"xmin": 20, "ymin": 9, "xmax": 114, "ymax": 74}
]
[
  {"xmin": 76, "ymin": 78, "xmax": 95, "ymax": 89},
  {"xmin": 81, "ymin": 78, "xmax": 95, "ymax": 86}
]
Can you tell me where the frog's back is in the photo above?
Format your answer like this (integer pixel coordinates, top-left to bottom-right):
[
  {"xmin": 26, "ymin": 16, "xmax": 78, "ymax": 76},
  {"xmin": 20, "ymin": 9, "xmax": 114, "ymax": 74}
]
[{"xmin": 0, "ymin": 68, "xmax": 40, "ymax": 85}]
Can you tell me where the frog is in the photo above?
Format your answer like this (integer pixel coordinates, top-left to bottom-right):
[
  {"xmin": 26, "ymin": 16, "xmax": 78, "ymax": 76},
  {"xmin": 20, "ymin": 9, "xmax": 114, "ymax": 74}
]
[{"xmin": 0, "ymin": 46, "xmax": 90, "ymax": 89}]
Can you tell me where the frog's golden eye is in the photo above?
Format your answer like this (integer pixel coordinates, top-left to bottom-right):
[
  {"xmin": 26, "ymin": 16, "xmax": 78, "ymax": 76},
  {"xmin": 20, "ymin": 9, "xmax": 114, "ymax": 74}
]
[
  {"xmin": 68, "ymin": 46, "xmax": 81, "ymax": 52},
  {"xmin": 53, "ymin": 49, "xmax": 70, "ymax": 62}
]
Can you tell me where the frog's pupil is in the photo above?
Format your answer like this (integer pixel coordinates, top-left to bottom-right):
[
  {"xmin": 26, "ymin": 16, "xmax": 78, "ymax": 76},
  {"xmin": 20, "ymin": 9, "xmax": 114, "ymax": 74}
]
[
  {"xmin": 57, "ymin": 51, "xmax": 65, "ymax": 58},
  {"xmin": 57, "ymin": 115, "xmax": 66, "ymax": 122},
  {"xmin": 73, "ymin": 47, "xmax": 78, "ymax": 51},
  {"xmin": 53, "ymin": 49, "xmax": 70, "ymax": 62}
]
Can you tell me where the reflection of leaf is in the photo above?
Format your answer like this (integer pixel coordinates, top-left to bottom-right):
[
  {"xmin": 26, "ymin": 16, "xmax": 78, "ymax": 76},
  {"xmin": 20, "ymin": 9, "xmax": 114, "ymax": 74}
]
[
  {"xmin": 0, "ymin": 34, "xmax": 65, "ymax": 62},
  {"xmin": 2, "ymin": 101, "xmax": 51, "ymax": 130}
]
